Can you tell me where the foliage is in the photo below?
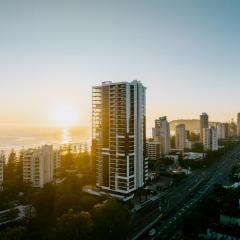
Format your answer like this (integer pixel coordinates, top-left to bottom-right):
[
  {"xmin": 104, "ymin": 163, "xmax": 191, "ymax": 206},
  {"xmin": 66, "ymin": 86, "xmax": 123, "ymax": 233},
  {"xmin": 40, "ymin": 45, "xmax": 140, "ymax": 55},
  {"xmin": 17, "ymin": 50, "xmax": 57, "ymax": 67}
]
[
  {"xmin": 60, "ymin": 146, "xmax": 91, "ymax": 173},
  {"xmin": 54, "ymin": 210, "xmax": 93, "ymax": 240},
  {"xmin": 0, "ymin": 226, "xmax": 26, "ymax": 240},
  {"xmin": 91, "ymin": 199, "xmax": 130, "ymax": 240},
  {"xmin": 0, "ymin": 148, "xmax": 131, "ymax": 240}
]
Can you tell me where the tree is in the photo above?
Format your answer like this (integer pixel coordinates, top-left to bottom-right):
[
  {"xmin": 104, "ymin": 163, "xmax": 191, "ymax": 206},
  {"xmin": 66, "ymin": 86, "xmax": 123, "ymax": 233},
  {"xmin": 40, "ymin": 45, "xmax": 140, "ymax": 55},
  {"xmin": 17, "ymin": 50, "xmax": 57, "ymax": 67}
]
[
  {"xmin": 32, "ymin": 183, "xmax": 56, "ymax": 222},
  {"xmin": 3, "ymin": 149, "xmax": 25, "ymax": 196},
  {"xmin": 61, "ymin": 148, "xmax": 75, "ymax": 170},
  {"xmin": 0, "ymin": 226, "xmax": 26, "ymax": 240},
  {"xmin": 4, "ymin": 149, "xmax": 17, "ymax": 182},
  {"xmin": 54, "ymin": 193, "xmax": 80, "ymax": 217},
  {"xmin": 54, "ymin": 210, "xmax": 93, "ymax": 240},
  {"xmin": 91, "ymin": 199, "xmax": 130, "ymax": 240}
]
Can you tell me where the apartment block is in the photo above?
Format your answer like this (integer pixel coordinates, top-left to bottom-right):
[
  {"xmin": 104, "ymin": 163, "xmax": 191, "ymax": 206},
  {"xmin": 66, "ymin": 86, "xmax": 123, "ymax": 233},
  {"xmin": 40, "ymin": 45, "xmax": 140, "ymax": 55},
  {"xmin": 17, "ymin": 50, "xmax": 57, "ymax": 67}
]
[
  {"xmin": 146, "ymin": 140, "xmax": 161, "ymax": 161},
  {"xmin": 200, "ymin": 112, "xmax": 209, "ymax": 142},
  {"xmin": 175, "ymin": 124, "xmax": 186, "ymax": 151},
  {"xmin": 203, "ymin": 127, "xmax": 218, "ymax": 151},
  {"xmin": 92, "ymin": 80, "xmax": 147, "ymax": 198},
  {"xmin": 217, "ymin": 123, "xmax": 229, "ymax": 140},
  {"xmin": 0, "ymin": 151, "xmax": 4, "ymax": 189},
  {"xmin": 152, "ymin": 116, "xmax": 170, "ymax": 155},
  {"xmin": 23, "ymin": 145, "xmax": 61, "ymax": 188},
  {"xmin": 238, "ymin": 113, "xmax": 240, "ymax": 137}
]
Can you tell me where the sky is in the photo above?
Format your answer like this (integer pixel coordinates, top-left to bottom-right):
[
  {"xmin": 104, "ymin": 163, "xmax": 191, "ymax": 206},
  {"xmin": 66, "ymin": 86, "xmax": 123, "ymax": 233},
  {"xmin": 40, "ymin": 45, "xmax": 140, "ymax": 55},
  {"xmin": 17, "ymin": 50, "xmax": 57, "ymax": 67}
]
[{"xmin": 1, "ymin": 0, "xmax": 240, "ymax": 129}]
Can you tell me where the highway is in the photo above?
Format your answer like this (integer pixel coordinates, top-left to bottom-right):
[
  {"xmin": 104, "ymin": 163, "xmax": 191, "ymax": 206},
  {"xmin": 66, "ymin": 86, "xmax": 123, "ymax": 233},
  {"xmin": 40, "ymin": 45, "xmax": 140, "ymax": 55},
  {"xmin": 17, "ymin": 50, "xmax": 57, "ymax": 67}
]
[{"xmin": 136, "ymin": 144, "xmax": 240, "ymax": 240}]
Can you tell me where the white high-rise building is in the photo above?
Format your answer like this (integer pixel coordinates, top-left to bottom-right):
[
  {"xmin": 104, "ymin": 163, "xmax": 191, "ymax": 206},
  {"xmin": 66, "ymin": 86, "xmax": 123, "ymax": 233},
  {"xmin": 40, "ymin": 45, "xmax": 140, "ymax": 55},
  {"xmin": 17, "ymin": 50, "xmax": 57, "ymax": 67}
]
[
  {"xmin": 203, "ymin": 127, "xmax": 218, "ymax": 151},
  {"xmin": 23, "ymin": 145, "xmax": 61, "ymax": 188},
  {"xmin": 92, "ymin": 80, "xmax": 147, "ymax": 198},
  {"xmin": 175, "ymin": 124, "xmax": 186, "ymax": 151},
  {"xmin": 152, "ymin": 116, "xmax": 170, "ymax": 155},
  {"xmin": 237, "ymin": 113, "xmax": 240, "ymax": 137},
  {"xmin": 200, "ymin": 113, "xmax": 209, "ymax": 142},
  {"xmin": 0, "ymin": 151, "xmax": 4, "ymax": 189}
]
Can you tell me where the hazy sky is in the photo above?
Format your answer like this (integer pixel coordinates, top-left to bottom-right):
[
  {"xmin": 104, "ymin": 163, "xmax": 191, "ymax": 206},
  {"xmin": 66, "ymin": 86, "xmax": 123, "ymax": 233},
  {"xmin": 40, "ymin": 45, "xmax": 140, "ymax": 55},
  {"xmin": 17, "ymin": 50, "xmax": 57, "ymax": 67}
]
[{"xmin": 1, "ymin": 0, "xmax": 240, "ymax": 128}]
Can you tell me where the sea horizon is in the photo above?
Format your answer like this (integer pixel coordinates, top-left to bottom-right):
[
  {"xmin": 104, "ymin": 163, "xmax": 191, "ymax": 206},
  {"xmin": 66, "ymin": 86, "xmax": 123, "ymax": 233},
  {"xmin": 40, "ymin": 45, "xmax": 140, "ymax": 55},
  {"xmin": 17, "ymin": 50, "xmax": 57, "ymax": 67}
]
[{"xmin": 0, "ymin": 125, "xmax": 91, "ymax": 155}]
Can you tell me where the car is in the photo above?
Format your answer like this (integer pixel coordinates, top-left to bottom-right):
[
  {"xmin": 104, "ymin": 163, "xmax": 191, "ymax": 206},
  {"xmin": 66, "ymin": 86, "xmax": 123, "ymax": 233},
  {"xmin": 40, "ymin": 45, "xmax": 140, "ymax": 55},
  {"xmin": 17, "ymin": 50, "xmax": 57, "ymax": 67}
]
[{"xmin": 148, "ymin": 228, "xmax": 157, "ymax": 237}]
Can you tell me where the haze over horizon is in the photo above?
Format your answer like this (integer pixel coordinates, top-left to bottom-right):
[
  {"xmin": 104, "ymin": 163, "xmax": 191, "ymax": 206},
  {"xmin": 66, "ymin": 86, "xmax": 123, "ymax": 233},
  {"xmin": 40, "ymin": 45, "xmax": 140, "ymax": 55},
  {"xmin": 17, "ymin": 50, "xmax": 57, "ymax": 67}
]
[{"xmin": 1, "ymin": 0, "xmax": 240, "ymax": 129}]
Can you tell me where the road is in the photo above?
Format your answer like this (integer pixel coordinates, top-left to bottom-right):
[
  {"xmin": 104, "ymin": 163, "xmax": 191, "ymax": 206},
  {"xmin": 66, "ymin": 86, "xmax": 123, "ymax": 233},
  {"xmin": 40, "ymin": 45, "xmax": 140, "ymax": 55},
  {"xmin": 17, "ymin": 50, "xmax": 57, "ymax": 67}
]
[{"xmin": 135, "ymin": 144, "xmax": 240, "ymax": 240}]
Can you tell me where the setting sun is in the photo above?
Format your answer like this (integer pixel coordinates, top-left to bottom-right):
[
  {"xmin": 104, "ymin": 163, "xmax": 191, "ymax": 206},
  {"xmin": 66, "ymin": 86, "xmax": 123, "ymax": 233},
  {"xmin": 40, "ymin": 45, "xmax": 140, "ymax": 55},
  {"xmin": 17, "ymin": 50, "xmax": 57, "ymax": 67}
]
[{"xmin": 52, "ymin": 105, "xmax": 79, "ymax": 127}]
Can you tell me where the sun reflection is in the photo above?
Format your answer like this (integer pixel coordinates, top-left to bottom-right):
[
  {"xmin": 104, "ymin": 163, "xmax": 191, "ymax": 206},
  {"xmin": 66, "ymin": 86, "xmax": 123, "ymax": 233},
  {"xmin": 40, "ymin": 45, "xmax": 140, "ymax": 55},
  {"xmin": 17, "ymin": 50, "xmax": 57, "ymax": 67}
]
[{"xmin": 61, "ymin": 127, "xmax": 72, "ymax": 144}]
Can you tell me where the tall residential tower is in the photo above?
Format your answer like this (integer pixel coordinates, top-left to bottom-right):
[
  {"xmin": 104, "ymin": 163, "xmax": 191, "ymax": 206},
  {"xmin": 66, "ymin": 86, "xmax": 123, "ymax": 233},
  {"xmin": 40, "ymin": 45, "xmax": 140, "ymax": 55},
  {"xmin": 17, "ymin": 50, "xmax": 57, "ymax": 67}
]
[
  {"xmin": 0, "ymin": 151, "xmax": 4, "ymax": 190},
  {"xmin": 152, "ymin": 116, "xmax": 170, "ymax": 155},
  {"xmin": 23, "ymin": 145, "xmax": 61, "ymax": 188},
  {"xmin": 175, "ymin": 124, "xmax": 186, "ymax": 151},
  {"xmin": 92, "ymin": 81, "xmax": 148, "ymax": 198},
  {"xmin": 237, "ymin": 113, "xmax": 240, "ymax": 137},
  {"xmin": 200, "ymin": 112, "xmax": 209, "ymax": 142}
]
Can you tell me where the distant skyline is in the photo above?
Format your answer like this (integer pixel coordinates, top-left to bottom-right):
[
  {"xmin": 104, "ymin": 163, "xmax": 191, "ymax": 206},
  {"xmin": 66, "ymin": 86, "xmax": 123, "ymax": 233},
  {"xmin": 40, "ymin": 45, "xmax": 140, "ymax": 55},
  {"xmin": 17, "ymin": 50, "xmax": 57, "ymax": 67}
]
[{"xmin": 1, "ymin": 0, "xmax": 240, "ymax": 129}]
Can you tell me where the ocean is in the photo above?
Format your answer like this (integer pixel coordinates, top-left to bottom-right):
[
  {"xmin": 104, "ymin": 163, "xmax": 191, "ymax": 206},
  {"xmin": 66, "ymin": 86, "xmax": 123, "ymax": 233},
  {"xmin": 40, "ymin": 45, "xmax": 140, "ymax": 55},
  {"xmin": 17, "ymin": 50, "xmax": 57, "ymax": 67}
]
[{"xmin": 0, "ymin": 126, "xmax": 91, "ymax": 155}]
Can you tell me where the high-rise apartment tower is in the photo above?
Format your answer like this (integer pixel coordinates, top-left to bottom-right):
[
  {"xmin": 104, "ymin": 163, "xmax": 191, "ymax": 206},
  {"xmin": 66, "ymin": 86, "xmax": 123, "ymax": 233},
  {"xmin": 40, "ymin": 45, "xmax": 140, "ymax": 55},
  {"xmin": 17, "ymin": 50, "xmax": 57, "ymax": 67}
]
[{"xmin": 92, "ymin": 80, "xmax": 148, "ymax": 198}]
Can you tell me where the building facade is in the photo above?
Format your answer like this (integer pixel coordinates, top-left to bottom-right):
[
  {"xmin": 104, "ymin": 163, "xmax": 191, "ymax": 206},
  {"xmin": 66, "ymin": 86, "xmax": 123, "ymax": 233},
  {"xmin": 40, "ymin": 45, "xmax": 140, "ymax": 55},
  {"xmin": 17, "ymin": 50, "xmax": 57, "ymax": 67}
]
[
  {"xmin": 23, "ymin": 145, "xmax": 60, "ymax": 188},
  {"xmin": 146, "ymin": 140, "xmax": 161, "ymax": 161},
  {"xmin": 0, "ymin": 151, "xmax": 4, "ymax": 189},
  {"xmin": 92, "ymin": 80, "xmax": 148, "ymax": 198},
  {"xmin": 152, "ymin": 116, "xmax": 170, "ymax": 155},
  {"xmin": 200, "ymin": 112, "xmax": 209, "ymax": 142},
  {"xmin": 53, "ymin": 149, "xmax": 61, "ymax": 170},
  {"xmin": 237, "ymin": 113, "xmax": 240, "ymax": 137},
  {"xmin": 203, "ymin": 127, "xmax": 218, "ymax": 151},
  {"xmin": 175, "ymin": 124, "xmax": 186, "ymax": 151},
  {"xmin": 217, "ymin": 123, "xmax": 229, "ymax": 140}
]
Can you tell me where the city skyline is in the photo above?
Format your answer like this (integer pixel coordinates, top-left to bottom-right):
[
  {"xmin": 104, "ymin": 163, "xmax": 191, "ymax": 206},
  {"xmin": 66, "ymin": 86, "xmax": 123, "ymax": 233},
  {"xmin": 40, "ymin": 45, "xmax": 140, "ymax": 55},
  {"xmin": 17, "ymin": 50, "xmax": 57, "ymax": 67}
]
[
  {"xmin": 1, "ymin": 1, "xmax": 240, "ymax": 239},
  {"xmin": 1, "ymin": 0, "xmax": 240, "ymax": 128}
]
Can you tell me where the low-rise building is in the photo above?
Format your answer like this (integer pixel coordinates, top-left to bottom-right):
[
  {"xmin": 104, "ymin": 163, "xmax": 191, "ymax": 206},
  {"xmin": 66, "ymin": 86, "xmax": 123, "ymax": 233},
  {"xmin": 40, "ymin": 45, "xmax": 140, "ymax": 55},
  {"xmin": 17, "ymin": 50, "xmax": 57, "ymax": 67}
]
[
  {"xmin": 183, "ymin": 152, "xmax": 205, "ymax": 161},
  {"xmin": 23, "ymin": 145, "xmax": 61, "ymax": 188}
]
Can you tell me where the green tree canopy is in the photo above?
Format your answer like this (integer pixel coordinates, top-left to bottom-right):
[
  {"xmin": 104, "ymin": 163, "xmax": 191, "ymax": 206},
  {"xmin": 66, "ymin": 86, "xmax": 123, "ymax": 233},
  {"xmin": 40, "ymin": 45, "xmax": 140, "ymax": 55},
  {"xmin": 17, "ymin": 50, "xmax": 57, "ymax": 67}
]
[
  {"xmin": 54, "ymin": 210, "xmax": 93, "ymax": 240},
  {"xmin": 91, "ymin": 199, "xmax": 130, "ymax": 240}
]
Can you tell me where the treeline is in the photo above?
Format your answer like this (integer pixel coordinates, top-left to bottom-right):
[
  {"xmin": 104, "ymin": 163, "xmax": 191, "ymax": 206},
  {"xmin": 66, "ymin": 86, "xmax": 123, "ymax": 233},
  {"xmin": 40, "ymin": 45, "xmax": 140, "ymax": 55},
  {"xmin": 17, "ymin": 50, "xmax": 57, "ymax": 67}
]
[
  {"xmin": 0, "ymin": 150, "xmax": 26, "ymax": 211},
  {"xmin": 60, "ymin": 145, "xmax": 91, "ymax": 174}
]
